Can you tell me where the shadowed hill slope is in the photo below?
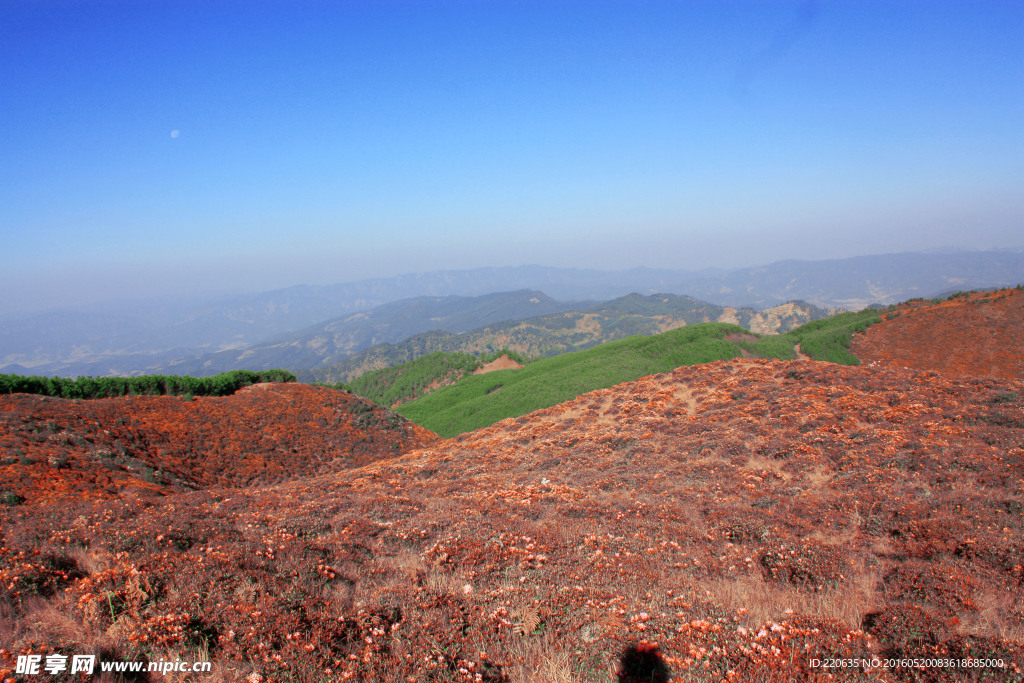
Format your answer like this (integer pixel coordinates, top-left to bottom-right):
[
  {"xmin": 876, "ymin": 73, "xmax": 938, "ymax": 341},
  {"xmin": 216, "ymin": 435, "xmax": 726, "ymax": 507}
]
[
  {"xmin": 0, "ymin": 383, "xmax": 438, "ymax": 506},
  {"xmin": 850, "ymin": 287, "xmax": 1024, "ymax": 380},
  {"xmin": 2, "ymin": 360, "xmax": 1021, "ymax": 681}
]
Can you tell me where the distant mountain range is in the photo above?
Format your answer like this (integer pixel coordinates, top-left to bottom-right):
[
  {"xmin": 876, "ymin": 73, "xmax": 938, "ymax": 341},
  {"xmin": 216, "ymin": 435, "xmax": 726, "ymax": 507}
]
[
  {"xmin": 155, "ymin": 290, "xmax": 580, "ymax": 378},
  {"xmin": 2, "ymin": 247, "xmax": 1021, "ymax": 377},
  {"xmin": 688, "ymin": 249, "xmax": 1024, "ymax": 310}
]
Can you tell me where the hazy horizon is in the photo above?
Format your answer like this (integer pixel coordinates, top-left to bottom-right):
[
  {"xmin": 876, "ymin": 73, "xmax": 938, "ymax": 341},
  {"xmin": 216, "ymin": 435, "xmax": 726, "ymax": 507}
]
[
  {"xmin": 3, "ymin": 1, "xmax": 1022, "ymax": 314},
  {"xmin": 2, "ymin": 246, "xmax": 1022, "ymax": 319}
]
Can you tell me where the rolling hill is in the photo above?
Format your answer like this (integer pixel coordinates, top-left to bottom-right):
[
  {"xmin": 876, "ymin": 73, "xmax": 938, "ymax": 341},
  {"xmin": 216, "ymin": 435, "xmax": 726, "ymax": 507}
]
[
  {"xmin": 0, "ymin": 382, "xmax": 437, "ymax": 507},
  {"xmin": 388, "ymin": 304, "xmax": 892, "ymax": 438},
  {"xmin": 395, "ymin": 322, "xmax": 748, "ymax": 437},
  {"xmin": 6, "ymin": 248, "xmax": 1023, "ymax": 379},
  {"xmin": 354, "ymin": 289, "xmax": 1021, "ymax": 439},
  {"xmin": 343, "ymin": 349, "xmax": 527, "ymax": 409},
  {"xmin": 2, "ymin": 359, "xmax": 1021, "ymax": 681},
  {"xmin": 302, "ymin": 294, "xmax": 827, "ymax": 384},
  {"xmin": 849, "ymin": 287, "xmax": 1024, "ymax": 380}
]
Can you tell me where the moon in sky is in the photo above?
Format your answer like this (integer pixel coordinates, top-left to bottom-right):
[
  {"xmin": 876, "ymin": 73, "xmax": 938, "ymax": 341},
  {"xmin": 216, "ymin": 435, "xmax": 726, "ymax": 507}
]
[{"xmin": 170, "ymin": 129, "xmax": 180, "ymax": 138}]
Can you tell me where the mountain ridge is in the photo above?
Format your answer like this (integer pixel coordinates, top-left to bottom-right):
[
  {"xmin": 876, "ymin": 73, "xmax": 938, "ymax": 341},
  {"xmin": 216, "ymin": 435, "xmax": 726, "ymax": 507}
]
[{"xmin": 154, "ymin": 290, "xmax": 581, "ymax": 378}]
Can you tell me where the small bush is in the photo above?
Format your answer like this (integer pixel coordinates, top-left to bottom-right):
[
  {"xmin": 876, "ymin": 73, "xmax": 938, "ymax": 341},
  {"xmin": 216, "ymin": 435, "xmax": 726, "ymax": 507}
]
[
  {"xmin": 1, "ymin": 490, "xmax": 24, "ymax": 506},
  {"xmin": 760, "ymin": 539, "xmax": 847, "ymax": 590}
]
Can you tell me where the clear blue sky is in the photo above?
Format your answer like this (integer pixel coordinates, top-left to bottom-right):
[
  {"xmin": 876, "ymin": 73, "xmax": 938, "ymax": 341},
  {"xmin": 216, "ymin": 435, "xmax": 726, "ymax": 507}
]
[{"xmin": 2, "ymin": 0, "xmax": 1022, "ymax": 312}]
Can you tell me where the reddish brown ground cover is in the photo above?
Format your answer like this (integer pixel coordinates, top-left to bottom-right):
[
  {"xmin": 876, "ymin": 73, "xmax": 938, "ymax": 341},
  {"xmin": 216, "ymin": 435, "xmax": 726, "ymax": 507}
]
[
  {"xmin": 0, "ymin": 383, "xmax": 438, "ymax": 506},
  {"xmin": 2, "ymin": 361, "xmax": 1022, "ymax": 681},
  {"xmin": 850, "ymin": 288, "xmax": 1024, "ymax": 381}
]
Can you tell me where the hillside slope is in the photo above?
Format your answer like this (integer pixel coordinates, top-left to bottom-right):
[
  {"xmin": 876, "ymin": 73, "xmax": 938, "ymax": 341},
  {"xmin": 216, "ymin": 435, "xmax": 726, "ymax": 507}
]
[
  {"xmin": 396, "ymin": 322, "xmax": 747, "ymax": 437},
  {"xmin": 850, "ymin": 287, "xmax": 1024, "ymax": 380},
  {"xmin": 305, "ymin": 294, "xmax": 826, "ymax": 384},
  {"xmin": 344, "ymin": 350, "xmax": 526, "ymax": 408},
  {"xmin": 0, "ymin": 383, "xmax": 438, "ymax": 506},
  {"xmin": 2, "ymin": 360, "xmax": 1021, "ymax": 681}
]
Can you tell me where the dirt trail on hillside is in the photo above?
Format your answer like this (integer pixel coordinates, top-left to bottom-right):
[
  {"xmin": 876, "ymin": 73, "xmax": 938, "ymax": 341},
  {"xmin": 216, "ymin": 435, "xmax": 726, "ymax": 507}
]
[{"xmin": 672, "ymin": 385, "xmax": 699, "ymax": 416}]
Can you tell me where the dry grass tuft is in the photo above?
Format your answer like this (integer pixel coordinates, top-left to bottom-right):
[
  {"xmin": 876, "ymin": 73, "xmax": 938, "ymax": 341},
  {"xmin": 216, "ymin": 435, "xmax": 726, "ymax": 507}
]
[
  {"xmin": 503, "ymin": 632, "xmax": 609, "ymax": 683},
  {"xmin": 703, "ymin": 563, "xmax": 882, "ymax": 630}
]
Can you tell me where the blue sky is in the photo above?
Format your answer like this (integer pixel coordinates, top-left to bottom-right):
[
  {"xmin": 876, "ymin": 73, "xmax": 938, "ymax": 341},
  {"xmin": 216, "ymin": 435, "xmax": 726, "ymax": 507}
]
[{"xmin": 2, "ymin": 0, "xmax": 1022, "ymax": 312}]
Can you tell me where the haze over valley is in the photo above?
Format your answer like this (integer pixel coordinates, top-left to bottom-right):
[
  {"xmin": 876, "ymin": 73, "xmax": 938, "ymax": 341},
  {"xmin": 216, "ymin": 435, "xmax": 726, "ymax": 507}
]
[{"xmin": 4, "ymin": 248, "xmax": 1023, "ymax": 380}]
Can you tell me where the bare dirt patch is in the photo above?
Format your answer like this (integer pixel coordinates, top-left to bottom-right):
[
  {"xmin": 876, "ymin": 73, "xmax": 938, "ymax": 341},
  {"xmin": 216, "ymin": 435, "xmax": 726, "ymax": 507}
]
[
  {"xmin": 724, "ymin": 332, "xmax": 758, "ymax": 345},
  {"xmin": 726, "ymin": 332, "xmax": 759, "ymax": 359},
  {"xmin": 473, "ymin": 354, "xmax": 524, "ymax": 375}
]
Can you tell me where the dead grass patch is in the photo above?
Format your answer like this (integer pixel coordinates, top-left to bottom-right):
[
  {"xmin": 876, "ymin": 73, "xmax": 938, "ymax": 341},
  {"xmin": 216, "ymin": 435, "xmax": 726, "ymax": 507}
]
[
  {"xmin": 957, "ymin": 590, "xmax": 1024, "ymax": 641},
  {"xmin": 700, "ymin": 561, "xmax": 882, "ymax": 630},
  {"xmin": 503, "ymin": 631, "xmax": 613, "ymax": 683},
  {"xmin": 745, "ymin": 454, "xmax": 794, "ymax": 480}
]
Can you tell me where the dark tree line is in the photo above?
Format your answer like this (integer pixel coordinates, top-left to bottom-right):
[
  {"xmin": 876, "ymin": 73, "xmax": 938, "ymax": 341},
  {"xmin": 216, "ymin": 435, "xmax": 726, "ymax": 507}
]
[{"xmin": 0, "ymin": 369, "xmax": 296, "ymax": 399}]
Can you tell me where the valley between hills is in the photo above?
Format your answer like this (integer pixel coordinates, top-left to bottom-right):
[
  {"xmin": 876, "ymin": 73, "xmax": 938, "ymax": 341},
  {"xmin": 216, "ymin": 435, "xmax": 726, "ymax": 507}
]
[{"xmin": 2, "ymin": 289, "xmax": 1023, "ymax": 682}]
